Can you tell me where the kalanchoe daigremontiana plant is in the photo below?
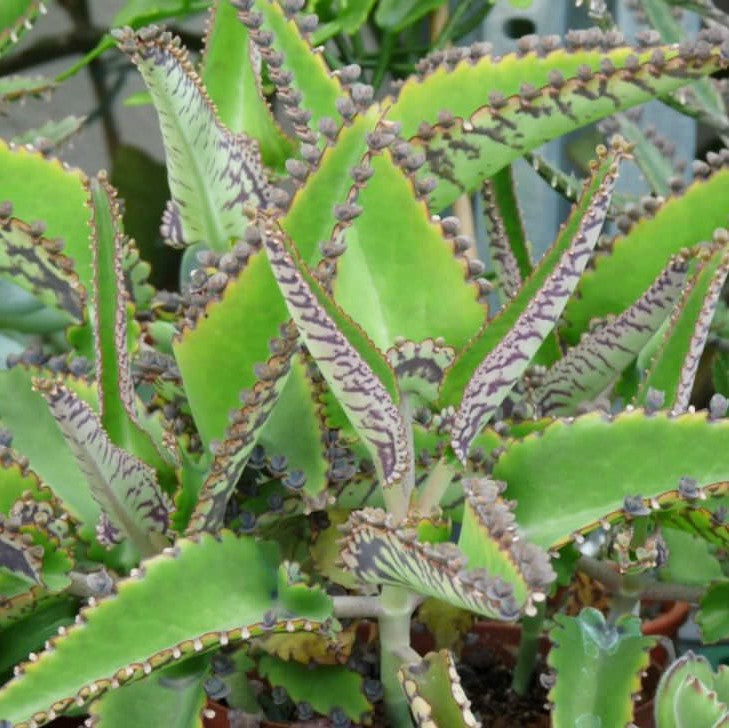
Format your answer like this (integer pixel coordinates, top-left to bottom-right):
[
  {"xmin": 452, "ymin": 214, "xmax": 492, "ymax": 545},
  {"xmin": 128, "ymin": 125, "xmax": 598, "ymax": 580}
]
[{"xmin": 4, "ymin": 0, "xmax": 729, "ymax": 726}]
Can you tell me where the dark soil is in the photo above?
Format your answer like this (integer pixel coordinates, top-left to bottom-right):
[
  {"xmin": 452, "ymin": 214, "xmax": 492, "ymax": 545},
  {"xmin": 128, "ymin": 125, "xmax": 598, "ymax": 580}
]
[{"xmin": 457, "ymin": 646, "xmax": 550, "ymax": 728}]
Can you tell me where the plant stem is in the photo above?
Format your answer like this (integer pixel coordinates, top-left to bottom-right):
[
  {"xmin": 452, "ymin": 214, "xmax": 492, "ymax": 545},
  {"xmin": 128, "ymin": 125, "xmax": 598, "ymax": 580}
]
[
  {"xmin": 415, "ymin": 457, "xmax": 455, "ymax": 514},
  {"xmin": 332, "ymin": 595, "xmax": 383, "ymax": 618},
  {"xmin": 511, "ymin": 602, "xmax": 545, "ymax": 696},
  {"xmin": 578, "ymin": 555, "xmax": 706, "ymax": 605},
  {"xmin": 379, "ymin": 586, "xmax": 417, "ymax": 727}
]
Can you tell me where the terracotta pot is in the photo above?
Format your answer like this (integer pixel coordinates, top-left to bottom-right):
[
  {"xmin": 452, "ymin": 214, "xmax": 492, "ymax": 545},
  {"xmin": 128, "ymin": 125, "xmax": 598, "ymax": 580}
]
[{"xmin": 641, "ymin": 600, "xmax": 691, "ymax": 640}]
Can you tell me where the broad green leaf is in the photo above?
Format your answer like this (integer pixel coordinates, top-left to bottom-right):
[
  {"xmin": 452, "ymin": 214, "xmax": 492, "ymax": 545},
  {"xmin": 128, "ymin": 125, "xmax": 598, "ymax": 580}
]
[
  {"xmin": 698, "ymin": 582, "xmax": 729, "ymax": 644},
  {"xmin": 0, "ymin": 533, "xmax": 333, "ymax": 727},
  {"xmin": 0, "ymin": 367, "xmax": 99, "ymax": 529},
  {"xmin": 114, "ymin": 26, "xmax": 268, "ymax": 251},
  {"xmin": 0, "ymin": 0, "xmax": 45, "ymax": 58},
  {"xmin": 247, "ymin": 0, "xmax": 342, "ymax": 129},
  {"xmin": 548, "ymin": 609, "xmax": 655, "ymax": 728},
  {"xmin": 0, "ymin": 141, "xmax": 92, "ymax": 291},
  {"xmin": 537, "ymin": 251, "xmax": 690, "ymax": 415},
  {"xmin": 637, "ymin": 244, "xmax": 729, "ymax": 412},
  {"xmin": 172, "ymin": 244, "xmax": 290, "ymax": 506},
  {"xmin": 0, "ymin": 215, "xmax": 85, "ymax": 323},
  {"xmin": 481, "ymin": 165, "xmax": 532, "ymax": 299},
  {"xmin": 201, "ymin": 0, "xmax": 294, "ymax": 170},
  {"xmin": 173, "ymin": 111, "xmax": 378, "ymax": 451},
  {"xmin": 398, "ymin": 651, "xmax": 478, "ymax": 728},
  {"xmin": 0, "ymin": 74, "xmax": 53, "ymax": 102},
  {"xmin": 659, "ymin": 528, "xmax": 723, "ymax": 587},
  {"xmin": 387, "ymin": 38, "xmax": 729, "ymax": 210},
  {"xmin": 35, "ymin": 380, "xmax": 172, "ymax": 558},
  {"xmin": 493, "ymin": 409, "xmax": 729, "ymax": 548},
  {"xmin": 184, "ymin": 323, "xmax": 298, "ymax": 535},
  {"xmin": 565, "ymin": 167, "xmax": 729, "ymax": 344},
  {"xmin": 340, "ymin": 507, "xmax": 530, "ymax": 620},
  {"xmin": 258, "ymin": 655, "xmax": 371, "ymax": 723},
  {"xmin": 261, "ymin": 217, "xmax": 409, "ymax": 487},
  {"xmin": 258, "ymin": 352, "xmax": 328, "ymax": 502},
  {"xmin": 87, "ymin": 657, "xmax": 208, "ymax": 728},
  {"xmin": 655, "ymin": 652, "xmax": 726, "ymax": 727},
  {"xmin": 334, "ymin": 150, "xmax": 485, "ymax": 351},
  {"xmin": 449, "ymin": 142, "xmax": 622, "ymax": 463},
  {"xmin": 457, "ymin": 478, "xmax": 554, "ymax": 608},
  {"xmin": 672, "ymin": 675, "xmax": 729, "ymax": 726},
  {"xmin": 440, "ymin": 142, "xmax": 626, "ymax": 412}
]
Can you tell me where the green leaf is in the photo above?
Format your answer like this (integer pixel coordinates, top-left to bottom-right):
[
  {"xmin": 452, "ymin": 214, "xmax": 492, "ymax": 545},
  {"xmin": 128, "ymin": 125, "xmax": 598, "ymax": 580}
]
[
  {"xmin": 449, "ymin": 142, "xmax": 623, "ymax": 463},
  {"xmin": 636, "ymin": 244, "xmax": 729, "ymax": 412},
  {"xmin": 0, "ymin": 533, "xmax": 333, "ymax": 726},
  {"xmin": 258, "ymin": 352, "xmax": 328, "ymax": 502},
  {"xmin": 0, "ymin": 0, "xmax": 44, "ymax": 58},
  {"xmin": 333, "ymin": 149, "xmax": 485, "ymax": 351},
  {"xmin": 338, "ymin": 0, "xmax": 376, "ymax": 34},
  {"xmin": 0, "ymin": 367, "xmax": 100, "ymax": 529},
  {"xmin": 698, "ymin": 582, "xmax": 729, "ymax": 644},
  {"xmin": 0, "ymin": 597, "xmax": 77, "ymax": 680},
  {"xmin": 201, "ymin": 0, "xmax": 294, "ymax": 170},
  {"xmin": 388, "ymin": 38, "xmax": 729, "ymax": 210},
  {"xmin": 0, "ymin": 74, "xmax": 53, "ymax": 103},
  {"xmin": 440, "ymin": 141, "xmax": 626, "ymax": 413},
  {"xmin": 398, "ymin": 650, "xmax": 478, "ymax": 728},
  {"xmin": 87, "ymin": 175, "xmax": 174, "ymax": 477},
  {"xmin": 184, "ymin": 314, "xmax": 299, "ymax": 534},
  {"xmin": 654, "ymin": 652, "xmax": 729, "ymax": 727},
  {"xmin": 548, "ymin": 609, "xmax": 655, "ymax": 728},
  {"xmin": 340, "ymin": 507, "xmax": 535, "ymax": 620},
  {"xmin": 261, "ymin": 217, "xmax": 408, "ymax": 487},
  {"xmin": 639, "ymin": 0, "xmax": 726, "ymax": 117},
  {"xmin": 173, "ymin": 111, "xmax": 379, "ymax": 452},
  {"xmin": 659, "ymin": 527, "xmax": 723, "ymax": 587},
  {"xmin": 258, "ymin": 655, "xmax": 372, "ymax": 723},
  {"xmin": 457, "ymin": 478, "xmax": 555, "ymax": 609},
  {"xmin": 493, "ymin": 409, "xmax": 729, "ymax": 548},
  {"xmin": 247, "ymin": 0, "xmax": 342, "ymax": 130},
  {"xmin": 0, "ymin": 522, "xmax": 43, "ymax": 586},
  {"xmin": 375, "ymin": 0, "xmax": 445, "ymax": 30},
  {"xmin": 537, "ymin": 250, "xmax": 690, "ymax": 415},
  {"xmin": 0, "ymin": 140, "xmax": 92, "ymax": 292},
  {"xmin": 11, "ymin": 116, "xmax": 85, "ymax": 151},
  {"xmin": 35, "ymin": 379, "xmax": 172, "ymax": 558},
  {"xmin": 481, "ymin": 165, "xmax": 532, "ymax": 300},
  {"xmin": 114, "ymin": 26, "xmax": 268, "ymax": 251},
  {"xmin": 0, "ymin": 214, "xmax": 86, "ymax": 322},
  {"xmin": 607, "ymin": 112, "xmax": 675, "ymax": 197},
  {"xmin": 87, "ymin": 658, "xmax": 208, "ymax": 728},
  {"xmin": 565, "ymin": 167, "xmax": 729, "ymax": 345},
  {"xmin": 113, "ymin": 0, "xmax": 209, "ymax": 26}
]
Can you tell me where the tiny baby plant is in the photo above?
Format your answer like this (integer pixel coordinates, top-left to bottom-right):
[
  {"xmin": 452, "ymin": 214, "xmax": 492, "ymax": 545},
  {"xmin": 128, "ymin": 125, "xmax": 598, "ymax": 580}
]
[{"xmin": 4, "ymin": 0, "xmax": 729, "ymax": 726}]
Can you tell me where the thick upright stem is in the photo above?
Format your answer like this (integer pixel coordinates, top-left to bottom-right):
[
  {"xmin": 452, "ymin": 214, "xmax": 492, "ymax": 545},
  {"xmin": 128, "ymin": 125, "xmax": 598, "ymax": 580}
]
[
  {"xmin": 379, "ymin": 586, "xmax": 417, "ymax": 727},
  {"xmin": 511, "ymin": 603, "xmax": 545, "ymax": 696},
  {"xmin": 415, "ymin": 457, "xmax": 455, "ymax": 515}
]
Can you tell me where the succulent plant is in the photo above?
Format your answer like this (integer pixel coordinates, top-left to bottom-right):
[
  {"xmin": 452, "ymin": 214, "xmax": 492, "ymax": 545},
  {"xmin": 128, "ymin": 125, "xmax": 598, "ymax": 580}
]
[{"xmin": 2, "ymin": 0, "xmax": 729, "ymax": 726}]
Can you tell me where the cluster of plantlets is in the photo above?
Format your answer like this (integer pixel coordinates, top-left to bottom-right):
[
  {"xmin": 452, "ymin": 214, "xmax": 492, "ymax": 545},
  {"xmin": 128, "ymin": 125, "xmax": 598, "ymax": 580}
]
[{"xmin": 4, "ymin": 0, "xmax": 729, "ymax": 726}]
